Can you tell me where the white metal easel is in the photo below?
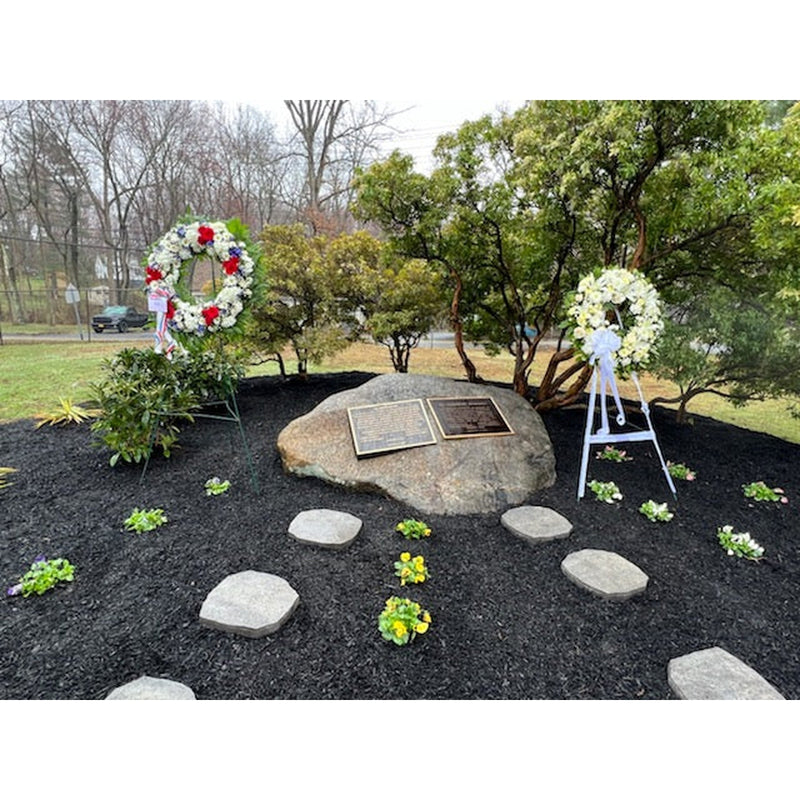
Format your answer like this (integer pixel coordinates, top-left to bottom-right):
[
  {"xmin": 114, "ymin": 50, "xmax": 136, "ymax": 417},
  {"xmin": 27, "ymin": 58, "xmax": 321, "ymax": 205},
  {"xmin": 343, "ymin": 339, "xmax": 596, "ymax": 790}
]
[{"xmin": 577, "ymin": 328, "xmax": 676, "ymax": 501}]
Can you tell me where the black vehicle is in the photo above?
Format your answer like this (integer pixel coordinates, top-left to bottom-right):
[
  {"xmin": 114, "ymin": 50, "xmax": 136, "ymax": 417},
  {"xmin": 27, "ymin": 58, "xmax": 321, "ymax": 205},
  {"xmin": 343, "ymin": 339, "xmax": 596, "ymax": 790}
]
[{"xmin": 91, "ymin": 305, "xmax": 150, "ymax": 333}]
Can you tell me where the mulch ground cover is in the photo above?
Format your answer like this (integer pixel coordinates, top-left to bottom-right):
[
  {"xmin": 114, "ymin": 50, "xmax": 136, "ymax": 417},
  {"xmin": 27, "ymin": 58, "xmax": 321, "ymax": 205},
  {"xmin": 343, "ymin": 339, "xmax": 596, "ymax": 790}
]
[{"xmin": 1, "ymin": 371, "xmax": 798, "ymax": 700}]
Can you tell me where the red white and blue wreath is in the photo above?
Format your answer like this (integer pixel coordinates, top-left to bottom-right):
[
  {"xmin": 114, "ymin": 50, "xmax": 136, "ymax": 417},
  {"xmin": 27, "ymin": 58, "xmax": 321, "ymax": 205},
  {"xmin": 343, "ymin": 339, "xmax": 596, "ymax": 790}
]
[{"xmin": 144, "ymin": 221, "xmax": 255, "ymax": 352}]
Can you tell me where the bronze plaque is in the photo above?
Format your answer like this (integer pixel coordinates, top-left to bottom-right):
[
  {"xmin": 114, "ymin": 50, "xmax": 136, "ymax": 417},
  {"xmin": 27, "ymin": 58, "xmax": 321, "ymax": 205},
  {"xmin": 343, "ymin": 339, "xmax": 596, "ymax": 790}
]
[
  {"xmin": 427, "ymin": 396, "xmax": 514, "ymax": 439},
  {"xmin": 347, "ymin": 399, "xmax": 437, "ymax": 457}
]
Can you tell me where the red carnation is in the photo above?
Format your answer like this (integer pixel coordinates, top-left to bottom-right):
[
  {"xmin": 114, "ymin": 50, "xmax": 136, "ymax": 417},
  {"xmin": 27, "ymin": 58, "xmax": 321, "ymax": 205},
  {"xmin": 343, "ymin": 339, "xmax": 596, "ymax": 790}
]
[
  {"xmin": 197, "ymin": 225, "xmax": 215, "ymax": 246},
  {"xmin": 201, "ymin": 305, "xmax": 220, "ymax": 327},
  {"xmin": 166, "ymin": 298, "xmax": 176, "ymax": 319},
  {"xmin": 145, "ymin": 266, "xmax": 163, "ymax": 285},
  {"xmin": 222, "ymin": 256, "xmax": 240, "ymax": 275}
]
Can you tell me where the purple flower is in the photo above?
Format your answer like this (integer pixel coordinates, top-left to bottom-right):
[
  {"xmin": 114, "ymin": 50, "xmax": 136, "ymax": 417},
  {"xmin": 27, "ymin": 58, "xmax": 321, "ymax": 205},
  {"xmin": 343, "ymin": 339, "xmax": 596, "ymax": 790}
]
[
  {"xmin": 7, "ymin": 583, "xmax": 22, "ymax": 597},
  {"xmin": 229, "ymin": 246, "xmax": 242, "ymax": 258},
  {"xmin": 33, "ymin": 554, "xmax": 46, "ymax": 563}
]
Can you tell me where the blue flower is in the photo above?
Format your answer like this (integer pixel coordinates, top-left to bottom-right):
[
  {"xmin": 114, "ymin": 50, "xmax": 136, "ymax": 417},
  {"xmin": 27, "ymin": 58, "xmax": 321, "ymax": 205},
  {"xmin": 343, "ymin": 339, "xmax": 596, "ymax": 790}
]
[
  {"xmin": 176, "ymin": 226, "xmax": 186, "ymax": 238},
  {"xmin": 229, "ymin": 246, "xmax": 242, "ymax": 258}
]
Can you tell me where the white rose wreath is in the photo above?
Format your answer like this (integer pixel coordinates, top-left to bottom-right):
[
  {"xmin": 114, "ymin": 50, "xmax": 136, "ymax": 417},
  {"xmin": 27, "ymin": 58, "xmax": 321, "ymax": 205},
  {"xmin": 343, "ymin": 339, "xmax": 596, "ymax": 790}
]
[
  {"xmin": 566, "ymin": 267, "xmax": 663, "ymax": 374},
  {"xmin": 144, "ymin": 220, "xmax": 255, "ymax": 338},
  {"xmin": 569, "ymin": 267, "xmax": 675, "ymax": 502}
]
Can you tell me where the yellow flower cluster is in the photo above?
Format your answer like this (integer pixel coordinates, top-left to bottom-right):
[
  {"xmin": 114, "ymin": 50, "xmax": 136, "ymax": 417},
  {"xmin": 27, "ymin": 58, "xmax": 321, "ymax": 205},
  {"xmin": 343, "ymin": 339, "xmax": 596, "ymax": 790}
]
[
  {"xmin": 396, "ymin": 519, "xmax": 431, "ymax": 539},
  {"xmin": 395, "ymin": 552, "xmax": 429, "ymax": 586},
  {"xmin": 379, "ymin": 596, "xmax": 432, "ymax": 645}
]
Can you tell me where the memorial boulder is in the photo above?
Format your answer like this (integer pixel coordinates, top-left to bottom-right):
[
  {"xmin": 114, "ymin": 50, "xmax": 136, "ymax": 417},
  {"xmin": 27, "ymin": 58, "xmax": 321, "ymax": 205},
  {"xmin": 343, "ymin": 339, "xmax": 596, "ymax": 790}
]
[{"xmin": 277, "ymin": 374, "xmax": 556, "ymax": 516}]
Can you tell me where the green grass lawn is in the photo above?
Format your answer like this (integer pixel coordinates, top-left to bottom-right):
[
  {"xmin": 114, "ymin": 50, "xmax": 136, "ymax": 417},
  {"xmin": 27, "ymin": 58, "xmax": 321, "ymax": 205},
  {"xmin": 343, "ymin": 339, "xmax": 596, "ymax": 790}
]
[{"xmin": 2, "ymin": 339, "xmax": 799, "ymax": 444}]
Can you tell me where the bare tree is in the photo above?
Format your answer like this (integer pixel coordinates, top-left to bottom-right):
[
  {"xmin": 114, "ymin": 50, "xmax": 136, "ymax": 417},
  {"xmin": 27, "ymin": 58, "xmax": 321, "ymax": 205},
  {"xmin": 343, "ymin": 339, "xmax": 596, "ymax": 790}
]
[
  {"xmin": 206, "ymin": 103, "xmax": 288, "ymax": 230},
  {"xmin": 283, "ymin": 100, "xmax": 397, "ymax": 233},
  {"xmin": 0, "ymin": 101, "xmax": 30, "ymax": 321}
]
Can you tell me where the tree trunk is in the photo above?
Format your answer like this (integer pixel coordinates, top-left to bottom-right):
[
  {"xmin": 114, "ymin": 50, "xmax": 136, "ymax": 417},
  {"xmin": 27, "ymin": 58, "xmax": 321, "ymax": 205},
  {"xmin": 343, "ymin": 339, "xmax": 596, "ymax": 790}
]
[
  {"xmin": 534, "ymin": 347, "xmax": 593, "ymax": 412},
  {"xmin": 0, "ymin": 243, "xmax": 25, "ymax": 323},
  {"xmin": 449, "ymin": 267, "xmax": 481, "ymax": 383}
]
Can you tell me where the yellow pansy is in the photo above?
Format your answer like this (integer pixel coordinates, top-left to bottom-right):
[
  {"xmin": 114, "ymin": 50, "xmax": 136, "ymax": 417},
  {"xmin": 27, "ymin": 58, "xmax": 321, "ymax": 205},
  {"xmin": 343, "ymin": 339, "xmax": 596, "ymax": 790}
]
[
  {"xmin": 415, "ymin": 622, "xmax": 429, "ymax": 634},
  {"xmin": 400, "ymin": 552, "xmax": 411, "ymax": 562}
]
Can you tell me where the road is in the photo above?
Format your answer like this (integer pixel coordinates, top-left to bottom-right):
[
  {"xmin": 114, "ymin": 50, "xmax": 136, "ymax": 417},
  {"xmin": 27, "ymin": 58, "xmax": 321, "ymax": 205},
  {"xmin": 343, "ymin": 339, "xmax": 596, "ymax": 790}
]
[
  {"xmin": 1, "ymin": 330, "xmax": 153, "ymax": 344},
  {"xmin": 2, "ymin": 329, "xmax": 560, "ymax": 349}
]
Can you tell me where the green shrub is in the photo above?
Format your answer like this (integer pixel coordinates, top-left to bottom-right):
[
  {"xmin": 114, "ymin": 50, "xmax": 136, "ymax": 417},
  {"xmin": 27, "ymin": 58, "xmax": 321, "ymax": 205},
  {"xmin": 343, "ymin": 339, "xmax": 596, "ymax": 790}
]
[
  {"xmin": 7, "ymin": 556, "xmax": 75, "ymax": 597},
  {"xmin": 90, "ymin": 346, "xmax": 244, "ymax": 466},
  {"xmin": 123, "ymin": 507, "xmax": 168, "ymax": 533}
]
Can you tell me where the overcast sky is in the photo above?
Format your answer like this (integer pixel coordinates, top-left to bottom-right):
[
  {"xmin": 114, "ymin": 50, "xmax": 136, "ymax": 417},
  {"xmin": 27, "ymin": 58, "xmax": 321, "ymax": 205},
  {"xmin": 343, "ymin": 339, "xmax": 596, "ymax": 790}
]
[{"xmin": 264, "ymin": 99, "xmax": 527, "ymax": 174}]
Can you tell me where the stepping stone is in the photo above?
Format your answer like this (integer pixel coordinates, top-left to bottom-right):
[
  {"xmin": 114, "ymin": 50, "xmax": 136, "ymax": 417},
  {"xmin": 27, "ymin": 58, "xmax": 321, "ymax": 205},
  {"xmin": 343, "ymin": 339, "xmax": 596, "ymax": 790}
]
[
  {"xmin": 106, "ymin": 676, "xmax": 196, "ymax": 700},
  {"xmin": 561, "ymin": 549, "xmax": 648, "ymax": 601},
  {"xmin": 501, "ymin": 505, "xmax": 573, "ymax": 545},
  {"xmin": 288, "ymin": 508, "xmax": 363, "ymax": 550},
  {"xmin": 199, "ymin": 571, "xmax": 299, "ymax": 638},
  {"xmin": 667, "ymin": 646, "xmax": 785, "ymax": 700}
]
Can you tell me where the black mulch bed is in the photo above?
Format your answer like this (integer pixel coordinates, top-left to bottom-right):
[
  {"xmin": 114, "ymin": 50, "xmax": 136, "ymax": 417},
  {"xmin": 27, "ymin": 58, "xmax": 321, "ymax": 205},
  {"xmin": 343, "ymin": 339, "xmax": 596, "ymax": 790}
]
[{"xmin": 1, "ymin": 371, "xmax": 798, "ymax": 700}]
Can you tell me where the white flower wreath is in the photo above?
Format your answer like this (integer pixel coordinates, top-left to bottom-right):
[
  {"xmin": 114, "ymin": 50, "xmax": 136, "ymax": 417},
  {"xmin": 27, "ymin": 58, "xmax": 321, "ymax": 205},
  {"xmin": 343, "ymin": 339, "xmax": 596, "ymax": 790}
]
[
  {"xmin": 144, "ymin": 221, "xmax": 255, "ymax": 336},
  {"xmin": 566, "ymin": 267, "xmax": 663, "ymax": 373}
]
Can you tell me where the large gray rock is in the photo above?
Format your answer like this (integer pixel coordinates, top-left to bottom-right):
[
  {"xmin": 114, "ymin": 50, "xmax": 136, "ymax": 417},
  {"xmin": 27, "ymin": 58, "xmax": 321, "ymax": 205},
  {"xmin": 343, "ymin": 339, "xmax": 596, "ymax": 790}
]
[
  {"xmin": 277, "ymin": 374, "xmax": 556, "ymax": 516},
  {"xmin": 668, "ymin": 647, "xmax": 785, "ymax": 700}
]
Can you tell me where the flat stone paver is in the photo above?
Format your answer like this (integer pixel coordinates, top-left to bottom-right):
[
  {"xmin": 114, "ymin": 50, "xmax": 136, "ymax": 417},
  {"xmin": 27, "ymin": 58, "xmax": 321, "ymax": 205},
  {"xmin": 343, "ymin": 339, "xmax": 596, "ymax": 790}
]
[
  {"xmin": 668, "ymin": 646, "xmax": 785, "ymax": 700},
  {"xmin": 288, "ymin": 509, "xmax": 363, "ymax": 549},
  {"xmin": 199, "ymin": 571, "xmax": 299, "ymax": 638},
  {"xmin": 106, "ymin": 676, "xmax": 196, "ymax": 700},
  {"xmin": 501, "ymin": 505, "xmax": 572, "ymax": 545},
  {"xmin": 561, "ymin": 549, "xmax": 648, "ymax": 601}
]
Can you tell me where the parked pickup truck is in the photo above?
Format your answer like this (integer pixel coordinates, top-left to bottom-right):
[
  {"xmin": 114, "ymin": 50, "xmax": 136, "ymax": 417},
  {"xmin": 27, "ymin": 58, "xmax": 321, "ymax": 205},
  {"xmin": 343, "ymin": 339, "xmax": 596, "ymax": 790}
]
[{"xmin": 91, "ymin": 305, "xmax": 150, "ymax": 333}]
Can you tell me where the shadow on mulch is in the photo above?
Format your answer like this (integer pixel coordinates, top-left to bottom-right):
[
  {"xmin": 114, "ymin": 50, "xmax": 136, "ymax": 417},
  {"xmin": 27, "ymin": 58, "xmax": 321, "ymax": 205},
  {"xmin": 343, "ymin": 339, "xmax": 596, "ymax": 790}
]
[{"xmin": 1, "ymin": 371, "xmax": 798, "ymax": 699}]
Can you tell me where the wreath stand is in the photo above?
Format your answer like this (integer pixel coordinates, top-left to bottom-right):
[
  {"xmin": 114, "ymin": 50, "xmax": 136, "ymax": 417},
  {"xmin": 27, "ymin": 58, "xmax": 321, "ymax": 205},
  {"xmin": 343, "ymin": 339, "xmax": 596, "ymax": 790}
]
[
  {"xmin": 138, "ymin": 219, "xmax": 259, "ymax": 492},
  {"xmin": 139, "ymin": 388, "xmax": 259, "ymax": 492},
  {"xmin": 577, "ymin": 333, "xmax": 676, "ymax": 502}
]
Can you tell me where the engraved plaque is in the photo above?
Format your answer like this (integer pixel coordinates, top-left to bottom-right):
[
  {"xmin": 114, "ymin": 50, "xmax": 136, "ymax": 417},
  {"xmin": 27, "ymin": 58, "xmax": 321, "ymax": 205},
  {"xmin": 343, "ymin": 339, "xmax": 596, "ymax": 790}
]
[
  {"xmin": 427, "ymin": 396, "xmax": 514, "ymax": 439},
  {"xmin": 347, "ymin": 399, "xmax": 437, "ymax": 457}
]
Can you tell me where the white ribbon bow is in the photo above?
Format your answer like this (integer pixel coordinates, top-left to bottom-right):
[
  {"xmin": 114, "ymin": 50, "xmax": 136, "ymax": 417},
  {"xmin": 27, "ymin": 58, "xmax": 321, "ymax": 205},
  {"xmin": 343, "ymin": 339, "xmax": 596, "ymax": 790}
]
[{"xmin": 589, "ymin": 328, "xmax": 626, "ymax": 434}]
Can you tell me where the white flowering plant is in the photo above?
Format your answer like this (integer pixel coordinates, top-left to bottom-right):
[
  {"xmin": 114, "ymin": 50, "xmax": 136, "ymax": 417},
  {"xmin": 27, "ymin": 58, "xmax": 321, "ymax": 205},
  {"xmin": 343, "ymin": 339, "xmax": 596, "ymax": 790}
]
[
  {"xmin": 144, "ymin": 219, "xmax": 256, "ymax": 337},
  {"xmin": 588, "ymin": 480, "xmax": 623, "ymax": 504},
  {"xmin": 639, "ymin": 500, "xmax": 674, "ymax": 522},
  {"xmin": 717, "ymin": 525, "xmax": 764, "ymax": 560},
  {"xmin": 565, "ymin": 267, "xmax": 663, "ymax": 375}
]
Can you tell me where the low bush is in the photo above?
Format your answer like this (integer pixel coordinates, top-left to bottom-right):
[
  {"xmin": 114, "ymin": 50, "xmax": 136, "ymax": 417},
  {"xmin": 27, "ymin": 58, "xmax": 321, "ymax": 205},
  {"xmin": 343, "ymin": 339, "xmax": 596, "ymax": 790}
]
[{"xmin": 90, "ymin": 346, "xmax": 245, "ymax": 466}]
